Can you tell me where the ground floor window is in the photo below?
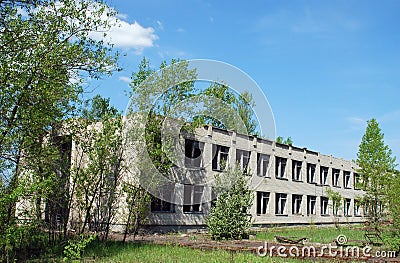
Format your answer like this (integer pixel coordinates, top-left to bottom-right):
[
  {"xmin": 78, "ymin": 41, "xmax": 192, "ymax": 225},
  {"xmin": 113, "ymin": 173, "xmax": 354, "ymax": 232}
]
[
  {"xmin": 344, "ymin": 198, "xmax": 351, "ymax": 216},
  {"xmin": 183, "ymin": 185, "xmax": 204, "ymax": 213},
  {"xmin": 292, "ymin": 194, "xmax": 302, "ymax": 215},
  {"xmin": 256, "ymin": 191, "xmax": 270, "ymax": 215},
  {"xmin": 321, "ymin": 197, "xmax": 329, "ymax": 215},
  {"xmin": 307, "ymin": 195, "xmax": 317, "ymax": 215},
  {"xmin": 275, "ymin": 193, "xmax": 287, "ymax": 215}
]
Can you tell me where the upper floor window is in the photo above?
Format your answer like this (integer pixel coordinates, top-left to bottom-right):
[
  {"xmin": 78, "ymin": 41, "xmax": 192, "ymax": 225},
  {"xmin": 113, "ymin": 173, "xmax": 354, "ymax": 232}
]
[
  {"xmin": 307, "ymin": 163, "xmax": 316, "ymax": 184},
  {"xmin": 332, "ymin": 168, "xmax": 340, "ymax": 187},
  {"xmin": 343, "ymin": 171, "xmax": 351, "ymax": 188},
  {"xmin": 320, "ymin": 166, "xmax": 329, "ymax": 185},
  {"xmin": 275, "ymin": 156, "xmax": 287, "ymax": 179},
  {"xmin": 354, "ymin": 173, "xmax": 361, "ymax": 190},
  {"xmin": 257, "ymin": 153, "xmax": 270, "ymax": 177},
  {"xmin": 212, "ymin": 144, "xmax": 229, "ymax": 171},
  {"xmin": 236, "ymin": 149, "xmax": 251, "ymax": 172},
  {"xmin": 292, "ymin": 160, "xmax": 302, "ymax": 181},
  {"xmin": 184, "ymin": 139, "xmax": 204, "ymax": 168}
]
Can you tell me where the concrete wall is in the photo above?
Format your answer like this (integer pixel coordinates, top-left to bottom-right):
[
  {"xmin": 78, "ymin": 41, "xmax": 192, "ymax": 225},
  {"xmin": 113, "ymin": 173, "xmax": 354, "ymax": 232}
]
[{"xmin": 147, "ymin": 125, "xmax": 364, "ymax": 227}]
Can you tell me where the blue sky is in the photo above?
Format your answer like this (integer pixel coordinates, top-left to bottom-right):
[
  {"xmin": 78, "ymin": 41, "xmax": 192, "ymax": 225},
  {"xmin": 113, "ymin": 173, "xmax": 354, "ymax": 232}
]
[{"xmin": 87, "ymin": 0, "xmax": 400, "ymax": 162}]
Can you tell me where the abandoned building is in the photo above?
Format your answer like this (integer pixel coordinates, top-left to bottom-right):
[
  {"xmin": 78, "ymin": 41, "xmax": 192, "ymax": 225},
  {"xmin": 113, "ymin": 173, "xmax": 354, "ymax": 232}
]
[
  {"xmin": 145, "ymin": 124, "xmax": 364, "ymax": 230},
  {"xmin": 17, "ymin": 121, "xmax": 364, "ymax": 232}
]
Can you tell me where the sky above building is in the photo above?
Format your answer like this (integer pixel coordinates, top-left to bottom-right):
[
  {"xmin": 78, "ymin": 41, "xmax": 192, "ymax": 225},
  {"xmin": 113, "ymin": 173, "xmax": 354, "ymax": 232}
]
[{"xmin": 87, "ymin": 0, "xmax": 400, "ymax": 161}]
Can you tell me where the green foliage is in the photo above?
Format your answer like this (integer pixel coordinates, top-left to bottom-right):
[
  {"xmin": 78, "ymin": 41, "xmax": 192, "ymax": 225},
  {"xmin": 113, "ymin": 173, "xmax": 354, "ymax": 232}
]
[
  {"xmin": 0, "ymin": 0, "xmax": 118, "ymax": 260},
  {"xmin": 206, "ymin": 166, "xmax": 253, "ymax": 240},
  {"xmin": 276, "ymin": 136, "xmax": 293, "ymax": 145},
  {"xmin": 195, "ymin": 83, "xmax": 259, "ymax": 134},
  {"xmin": 356, "ymin": 119, "xmax": 396, "ymax": 224},
  {"xmin": 63, "ymin": 233, "xmax": 97, "ymax": 262},
  {"xmin": 326, "ymin": 188, "xmax": 342, "ymax": 228},
  {"xmin": 71, "ymin": 95, "xmax": 124, "ymax": 237}
]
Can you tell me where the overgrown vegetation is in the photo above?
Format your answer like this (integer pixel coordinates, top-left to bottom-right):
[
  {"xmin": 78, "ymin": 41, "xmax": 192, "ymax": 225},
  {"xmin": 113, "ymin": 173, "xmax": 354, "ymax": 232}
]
[
  {"xmin": 326, "ymin": 188, "xmax": 343, "ymax": 228},
  {"xmin": 356, "ymin": 118, "xmax": 399, "ymax": 251},
  {"xmin": 206, "ymin": 166, "xmax": 253, "ymax": 240},
  {"xmin": 0, "ymin": 0, "xmax": 118, "ymax": 261}
]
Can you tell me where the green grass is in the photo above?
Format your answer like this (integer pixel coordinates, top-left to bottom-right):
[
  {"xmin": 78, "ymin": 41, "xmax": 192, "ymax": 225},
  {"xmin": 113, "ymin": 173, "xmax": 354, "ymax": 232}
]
[
  {"xmin": 81, "ymin": 242, "xmax": 313, "ymax": 263},
  {"xmin": 255, "ymin": 225, "xmax": 365, "ymax": 244},
  {"xmin": 34, "ymin": 241, "xmax": 314, "ymax": 262},
  {"xmin": 31, "ymin": 225, "xmax": 367, "ymax": 262}
]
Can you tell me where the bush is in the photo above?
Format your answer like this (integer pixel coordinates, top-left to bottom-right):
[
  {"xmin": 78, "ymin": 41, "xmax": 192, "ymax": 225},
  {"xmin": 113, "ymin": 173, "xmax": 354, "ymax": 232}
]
[{"xmin": 206, "ymin": 166, "xmax": 253, "ymax": 240}]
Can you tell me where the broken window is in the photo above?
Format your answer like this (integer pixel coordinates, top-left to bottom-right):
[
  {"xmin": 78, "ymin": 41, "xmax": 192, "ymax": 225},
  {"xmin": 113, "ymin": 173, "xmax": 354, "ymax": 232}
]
[
  {"xmin": 236, "ymin": 149, "xmax": 251, "ymax": 172},
  {"xmin": 332, "ymin": 168, "xmax": 340, "ymax": 187},
  {"xmin": 354, "ymin": 173, "xmax": 361, "ymax": 190},
  {"xmin": 184, "ymin": 139, "xmax": 204, "ymax": 168},
  {"xmin": 275, "ymin": 157, "xmax": 287, "ymax": 179},
  {"xmin": 275, "ymin": 193, "xmax": 287, "ymax": 215},
  {"xmin": 292, "ymin": 194, "xmax": 302, "ymax": 215},
  {"xmin": 344, "ymin": 198, "xmax": 351, "ymax": 216},
  {"xmin": 354, "ymin": 200, "xmax": 361, "ymax": 216},
  {"xmin": 257, "ymin": 153, "xmax": 270, "ymax": 177},
  {"xmin": 292, "ymin": 160, "xmax": 302, "ymax": 181},
  {"xmin": 183, "ymin": 185, "xmax": 204, "ymax": 213},
  {"xmin": 307, "ymin": 163, "xmax": 316, "ymax": 183},
  {"xmin": 344, "ymin": 171, "xmax": 351, "ymax": 188},
  {"xmin": 256, "ymin": 191, "xmax": 270, "ymax": 215},
  {"xmin": 151, "ymin": 184, "xmax": 175, "ymax": 213},
  {"xmin": 212, "ymin": 144, "xmax": 229, "ymax": 171},
  {"xmin": 307, "ymin": 195, "xmax": 317, "ymax": 215},
  {"xmin": 320, "ymin": 166, "xmax": 329, "ymax": 185},
  {"xmin": 321, "ymin": 197, "xmax": 329, "ymax": 215}
]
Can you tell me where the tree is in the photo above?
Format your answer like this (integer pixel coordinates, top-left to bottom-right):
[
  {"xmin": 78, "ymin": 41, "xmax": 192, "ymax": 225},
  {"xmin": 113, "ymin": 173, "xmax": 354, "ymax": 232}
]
[
  {"xmin": 125, "ymin": 58, "xmax": 197, "ymax": 239},
  {"xmin": 276, "ymin": 136, "xmax": 293, "ymax": 145},
  {"xmin": 356, "ymin": 118, "xmax": 396, "ymax": 226},
  {"xmin": 206, "ymin": 165, "xmax": 253, "ymax": 240},
  {"xmin": 197, "ymin": 83, "xmax": 258, "ymax": 134},
  {"xmin": 70, "ymin": 95, "xmax": 124, "ymax": 241},
  {"xmin": 126, "ymin": 57, "xmax": 260, "ymax": 239},
  {"xmin": 386, "ymin": 170, "xmax": 400, "ymax": 251},
  {"xmin": 326, "ymin": 188, "xmax": 342, "ymax": 228},
  {"xmin": 0, "ymin": 0, "xmax": 118, "ymax": 259}
]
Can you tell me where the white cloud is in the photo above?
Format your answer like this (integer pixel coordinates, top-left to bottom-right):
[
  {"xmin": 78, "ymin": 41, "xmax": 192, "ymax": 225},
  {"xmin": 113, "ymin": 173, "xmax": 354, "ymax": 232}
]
[
  {"xmin": 346, "ymin": 116, "xmax": 365, "ymax": 125},
  {"xmin": 176, "ymin": 27, "xmax": 185, "ymax": 33},
  {"xmin": 119, "ymin": 76, "xmax": 131, "ymax": 83},
  {"xmin": 345, "ymin": 116, "xmax": 366, "ymax": 132},
  {"xmin": 85, "ymin": 4, "xmax": 158, "ymax": 53}
]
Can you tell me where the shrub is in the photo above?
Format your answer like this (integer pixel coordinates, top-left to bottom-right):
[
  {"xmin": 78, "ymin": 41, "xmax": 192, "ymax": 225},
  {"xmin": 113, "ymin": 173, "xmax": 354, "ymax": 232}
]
[{"xmin": 206, "ymin": 166, "xmax": 253, "ymax": 240}]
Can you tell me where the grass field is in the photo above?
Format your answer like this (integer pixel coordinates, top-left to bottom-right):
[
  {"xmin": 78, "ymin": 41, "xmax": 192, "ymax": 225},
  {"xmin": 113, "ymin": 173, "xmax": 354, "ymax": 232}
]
[
  {"xmin": 77, "ymin": 242, "xmax": 315, "ymax": 263},
  {"xmin": 31, "ymin": 225, "xmax": 368, "ymax": 262}
]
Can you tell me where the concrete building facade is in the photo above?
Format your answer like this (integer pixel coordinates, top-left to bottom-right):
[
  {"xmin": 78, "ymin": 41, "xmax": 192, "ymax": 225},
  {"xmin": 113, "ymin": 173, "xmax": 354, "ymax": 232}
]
[{"xmin": 147, "ymin": 125, "xmax": 364, "ymax": 229}]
